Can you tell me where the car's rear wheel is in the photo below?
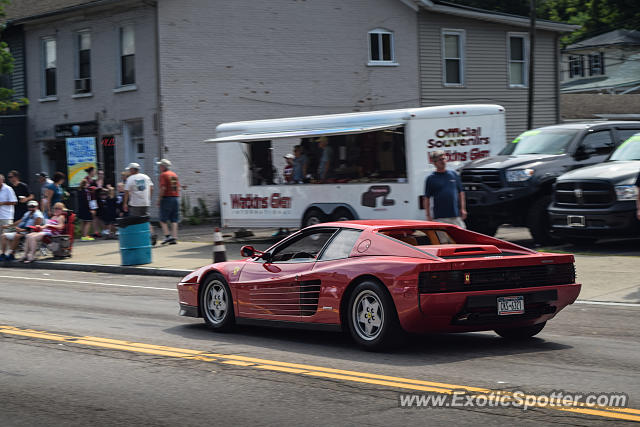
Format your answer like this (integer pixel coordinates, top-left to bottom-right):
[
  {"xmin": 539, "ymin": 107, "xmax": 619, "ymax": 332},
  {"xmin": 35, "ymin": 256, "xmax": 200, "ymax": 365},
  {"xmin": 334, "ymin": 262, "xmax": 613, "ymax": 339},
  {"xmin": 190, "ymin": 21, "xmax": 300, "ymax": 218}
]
[
  {"xmin": 494, "ymin": 321, "xmax": 546, "ymax": 340},
  {"xmin": 347, "ymin": 281, "xmax": 401, "ymax": 350},
  {"xmin": 200, "ymin": 273, "xmax": 235, "ymax": 331}
]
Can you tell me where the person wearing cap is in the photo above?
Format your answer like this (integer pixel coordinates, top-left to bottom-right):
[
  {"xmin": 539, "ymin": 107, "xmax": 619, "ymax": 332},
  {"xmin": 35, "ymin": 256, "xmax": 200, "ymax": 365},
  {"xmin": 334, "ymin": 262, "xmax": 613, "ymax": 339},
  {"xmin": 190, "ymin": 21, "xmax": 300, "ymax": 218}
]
[
  {"xmin": 283, "ymin": 153, "xmax": 294, "ymax": 184},
  {"xmin": 0, "ymin": 200, "xmax": 43, "ymax": 261},
  {"xmin": 423, "ymin": 150, "xmax": 467, "ymax": 228},
  {"xmin": 123, "ymin": 163, "xmax": 157, "ymax": 244},
  {"xmin": 156, "ymin": 159, "xmax": 180, "ymax": 245},
  {"xmin": 6, "ymin": 170, "xmax": 34, "ymax": 221},
  {"xmin": 36, "ymin": 172, "xmax": 54, "ymax": 216},
  {"xmin": 0, "ymin": 174, "xmax": 18, "ymax": 227}
]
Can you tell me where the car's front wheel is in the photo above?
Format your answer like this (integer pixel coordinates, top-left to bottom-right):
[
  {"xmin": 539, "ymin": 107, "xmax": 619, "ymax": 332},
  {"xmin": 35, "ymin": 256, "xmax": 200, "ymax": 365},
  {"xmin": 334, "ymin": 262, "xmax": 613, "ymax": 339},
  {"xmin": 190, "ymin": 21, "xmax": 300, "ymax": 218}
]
[
  {"xmin": 494, "ymin": 321, "xmax": 546, "ymax": 340},
  {"xmin": 200, "ymin": 273, "xmax": 235, "ymax": 331},
  {"xmin": 347, "ymin": 281, "xmax": 401, "ymax": 350}
]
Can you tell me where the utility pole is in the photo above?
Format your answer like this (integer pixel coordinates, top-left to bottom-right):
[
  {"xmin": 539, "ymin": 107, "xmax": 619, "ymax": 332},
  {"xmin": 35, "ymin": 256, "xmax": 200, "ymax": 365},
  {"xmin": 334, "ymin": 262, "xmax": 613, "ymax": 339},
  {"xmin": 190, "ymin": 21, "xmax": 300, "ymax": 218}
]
[{"xmin": 527, "ymin": 0, "xmax": 536, "ymax": 129}]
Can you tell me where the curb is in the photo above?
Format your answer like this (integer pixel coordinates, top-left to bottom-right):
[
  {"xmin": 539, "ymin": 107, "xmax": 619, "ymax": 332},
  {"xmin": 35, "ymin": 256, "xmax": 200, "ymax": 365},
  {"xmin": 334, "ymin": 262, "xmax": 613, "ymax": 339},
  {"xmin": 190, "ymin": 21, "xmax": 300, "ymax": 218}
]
[{"xmin": 1, "ymin": 260, "xmax": 190, "ymax": 278}]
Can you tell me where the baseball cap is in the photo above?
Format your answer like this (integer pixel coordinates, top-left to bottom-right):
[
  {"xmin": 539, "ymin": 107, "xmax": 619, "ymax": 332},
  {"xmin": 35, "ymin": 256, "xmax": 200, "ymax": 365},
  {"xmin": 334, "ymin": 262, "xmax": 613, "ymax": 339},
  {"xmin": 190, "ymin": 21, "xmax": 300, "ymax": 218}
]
[
  {"xmin": 126, "ymin": 162, "xmax": 141, "ymax": 170},
  {"xmin": 284, "ymin": 153, "xmax": 295, "ymax": 159},
  {"xmin": 35, "ymin": 171, "xmax": 48, "ymax": 178},
  {"xmin": 27, "ymin": 200, "xmax": 39, "ymax": 207},
  {"xmin": 156, "ymin": 158, "xmax": 172, "ymax": 167}
]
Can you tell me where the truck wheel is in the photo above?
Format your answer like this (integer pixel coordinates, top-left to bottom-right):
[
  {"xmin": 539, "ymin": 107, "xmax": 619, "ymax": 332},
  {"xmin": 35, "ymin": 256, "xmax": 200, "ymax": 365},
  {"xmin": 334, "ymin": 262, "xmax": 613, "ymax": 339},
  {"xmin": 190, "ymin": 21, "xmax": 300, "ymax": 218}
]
[
  {"xmin": 331, "ymin": 208, "xmax": 354, "ymax": 222},
  {"xmin": 465, "ymin": 217, "xmax": 498, "ymax": 237},
  {"xmin": 495, "ymin": 322, "xmax": 546, "ymax": 340},
  {"xmin": 527, "ymin": 196, "xmax": 556, "ymax": 246},
  {"xmin": 302, "ymin": 208, "xmax": 327, "ymax": 228}
]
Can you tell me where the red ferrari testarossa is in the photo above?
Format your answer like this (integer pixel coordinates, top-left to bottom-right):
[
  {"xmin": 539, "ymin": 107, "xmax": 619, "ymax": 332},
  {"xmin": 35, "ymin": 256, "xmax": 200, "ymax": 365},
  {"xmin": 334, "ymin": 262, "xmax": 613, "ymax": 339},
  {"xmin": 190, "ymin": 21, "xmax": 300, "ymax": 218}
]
[{"xmin": 177, "ymin": 220, "xmax": 580, "ymax": 349}]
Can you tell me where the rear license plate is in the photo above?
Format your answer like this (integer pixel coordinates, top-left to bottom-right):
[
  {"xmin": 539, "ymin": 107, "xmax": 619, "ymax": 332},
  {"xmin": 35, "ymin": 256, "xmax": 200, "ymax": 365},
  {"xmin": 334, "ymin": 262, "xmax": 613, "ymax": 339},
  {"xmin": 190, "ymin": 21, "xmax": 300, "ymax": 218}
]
[{"xmin": 497, "ymin": 296, "xmax": 524, "ymax": 315}]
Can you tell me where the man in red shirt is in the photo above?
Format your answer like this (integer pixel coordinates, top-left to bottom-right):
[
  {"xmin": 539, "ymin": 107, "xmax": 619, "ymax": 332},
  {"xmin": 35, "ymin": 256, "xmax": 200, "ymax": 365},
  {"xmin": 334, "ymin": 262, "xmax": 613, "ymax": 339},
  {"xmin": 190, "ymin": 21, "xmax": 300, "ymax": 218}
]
[{"xmin": 157, "ymin": 159, "xmax": 180, "ymax": 244}]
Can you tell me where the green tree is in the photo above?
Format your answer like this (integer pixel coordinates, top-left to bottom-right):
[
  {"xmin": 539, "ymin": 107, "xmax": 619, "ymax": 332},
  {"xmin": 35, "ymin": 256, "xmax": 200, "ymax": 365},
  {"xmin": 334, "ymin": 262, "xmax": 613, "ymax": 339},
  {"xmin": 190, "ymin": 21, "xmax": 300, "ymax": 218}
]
[{"xmin": 0, "ymin": 0, "xmax": 28, "ymax": 113}]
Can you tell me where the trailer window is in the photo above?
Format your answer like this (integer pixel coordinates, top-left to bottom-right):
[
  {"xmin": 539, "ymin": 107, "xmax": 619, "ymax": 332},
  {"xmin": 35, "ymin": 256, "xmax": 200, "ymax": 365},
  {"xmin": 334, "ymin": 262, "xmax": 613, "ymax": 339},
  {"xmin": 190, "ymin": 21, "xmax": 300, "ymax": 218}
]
[
  {"xmin": 248, "ymin": 140, "xmax": 276, "ymax": 185},
  {"xmin": 300, "ymin": 127, "xmax": 406, "ymax": 184}
]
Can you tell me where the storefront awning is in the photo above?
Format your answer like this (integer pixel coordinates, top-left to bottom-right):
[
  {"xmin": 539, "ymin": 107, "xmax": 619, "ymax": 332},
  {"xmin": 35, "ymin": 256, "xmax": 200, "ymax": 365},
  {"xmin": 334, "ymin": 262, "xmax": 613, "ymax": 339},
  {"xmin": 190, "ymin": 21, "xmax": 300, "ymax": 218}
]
[{"xmin": 205, "ymin": 123, "xmax": 405, "ymax": 143}]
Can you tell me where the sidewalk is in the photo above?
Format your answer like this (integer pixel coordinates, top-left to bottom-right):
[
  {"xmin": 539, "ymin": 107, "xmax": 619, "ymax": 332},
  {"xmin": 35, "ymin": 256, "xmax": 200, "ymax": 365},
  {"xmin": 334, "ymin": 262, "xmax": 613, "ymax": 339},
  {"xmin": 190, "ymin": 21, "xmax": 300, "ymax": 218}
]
[{"xmin": 1, "ymin": 224, "xmax": 638, "ymax": 304}]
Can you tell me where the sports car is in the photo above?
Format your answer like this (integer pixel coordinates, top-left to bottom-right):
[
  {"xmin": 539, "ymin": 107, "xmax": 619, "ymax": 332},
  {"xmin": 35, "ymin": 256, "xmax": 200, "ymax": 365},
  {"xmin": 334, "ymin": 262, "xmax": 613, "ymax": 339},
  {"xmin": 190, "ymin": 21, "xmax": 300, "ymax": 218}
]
[{"xmin": 177, "ymin": 220, "xmax": 581, "ymax": 349}]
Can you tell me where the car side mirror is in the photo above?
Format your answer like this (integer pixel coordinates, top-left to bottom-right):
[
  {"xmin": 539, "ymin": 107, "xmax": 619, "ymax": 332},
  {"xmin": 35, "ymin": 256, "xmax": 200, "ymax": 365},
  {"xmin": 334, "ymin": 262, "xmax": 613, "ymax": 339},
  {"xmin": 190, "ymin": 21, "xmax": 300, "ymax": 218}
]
[
  {"xmin": 240, "ymin": 245, "xmax": 255, "ymax": 258},
  {"xmin": 573, "ymin": 146, "xmax": 590, "ymax": 161}
]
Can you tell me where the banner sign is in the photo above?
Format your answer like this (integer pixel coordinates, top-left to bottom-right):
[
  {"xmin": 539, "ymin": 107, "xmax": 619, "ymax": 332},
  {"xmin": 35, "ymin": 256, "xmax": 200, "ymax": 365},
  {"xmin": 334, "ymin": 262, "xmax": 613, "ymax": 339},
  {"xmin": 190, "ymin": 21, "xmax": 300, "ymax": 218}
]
[{"xmin": 66, "ymin": 137, "xmax": 97, "ymax": 187}]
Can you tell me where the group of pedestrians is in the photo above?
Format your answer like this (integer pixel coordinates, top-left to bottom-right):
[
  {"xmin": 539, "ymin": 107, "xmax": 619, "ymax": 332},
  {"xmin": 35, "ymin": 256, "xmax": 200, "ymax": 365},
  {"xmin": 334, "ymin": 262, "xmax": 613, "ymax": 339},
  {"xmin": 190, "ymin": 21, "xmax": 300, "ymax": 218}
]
[{"xmin": 0, "ymin": 171, "xmax": 68, "ymax": 262}]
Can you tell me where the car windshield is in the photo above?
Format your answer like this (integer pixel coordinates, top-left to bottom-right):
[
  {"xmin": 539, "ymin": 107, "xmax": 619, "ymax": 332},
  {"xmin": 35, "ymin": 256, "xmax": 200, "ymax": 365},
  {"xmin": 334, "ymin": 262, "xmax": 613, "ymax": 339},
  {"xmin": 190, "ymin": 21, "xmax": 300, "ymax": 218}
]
[
  {"xmin": 609, "ymin": 134, "xmax": 640, "ymax": 161},
  {"xmin": 500, "ymin": 129, "xmax": 579, "ymax": 155}
]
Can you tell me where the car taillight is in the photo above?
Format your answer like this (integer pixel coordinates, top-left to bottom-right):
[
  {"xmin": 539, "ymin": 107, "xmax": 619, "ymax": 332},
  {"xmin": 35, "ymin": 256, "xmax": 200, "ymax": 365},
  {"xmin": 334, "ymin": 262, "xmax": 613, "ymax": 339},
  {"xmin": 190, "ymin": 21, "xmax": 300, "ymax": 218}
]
[{"xmin": 419, "ymin": 271, "xmax": 463, "ymax": 292}]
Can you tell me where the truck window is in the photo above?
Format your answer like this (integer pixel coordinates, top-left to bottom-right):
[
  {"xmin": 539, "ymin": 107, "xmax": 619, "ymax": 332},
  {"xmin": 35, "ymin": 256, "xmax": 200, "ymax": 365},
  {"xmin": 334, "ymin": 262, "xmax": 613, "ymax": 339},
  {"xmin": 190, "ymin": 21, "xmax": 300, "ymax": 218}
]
[
  {"xmin": 578, "ymin": 130, "xmax": 615, "ymax": 156},
  {"xmin": 610, "ymin": 135, "xmax": 640, "ymax": 161},
  {"xmin": 506, "ymin": 129, "xmax": 578, "ymax": 155},
  {"xmin": 616, "ymin": 129, "xmax": 640, "ymax": 143}
]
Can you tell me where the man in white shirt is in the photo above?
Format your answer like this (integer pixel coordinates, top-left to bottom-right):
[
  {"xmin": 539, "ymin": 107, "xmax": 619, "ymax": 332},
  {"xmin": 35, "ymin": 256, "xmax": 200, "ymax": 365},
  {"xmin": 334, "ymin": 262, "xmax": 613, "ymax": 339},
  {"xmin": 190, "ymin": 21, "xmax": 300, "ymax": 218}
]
[
  {"xmin": 0, "ymin": 174, "xmax": 18, "ymax": 227},
  {"xmin": 123, "ymin": 163, "xmax": 157, "ymax": 245},
  {"xmin": 0, "ymin": 200, "xmax": 44, "ymax": 261}
]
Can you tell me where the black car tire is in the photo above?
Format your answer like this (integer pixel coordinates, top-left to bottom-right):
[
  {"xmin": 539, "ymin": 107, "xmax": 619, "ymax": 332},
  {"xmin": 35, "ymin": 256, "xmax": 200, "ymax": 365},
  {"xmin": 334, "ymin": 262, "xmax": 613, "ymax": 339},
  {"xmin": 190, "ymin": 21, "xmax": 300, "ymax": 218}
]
[
  {"xmin": 465, "ymin": 217, "xmax": 498, "ymax": 237},
  {"xmin": 302, "ymin": 208, "xmax": 327, "ymax": 228},
  {"xmin": 346, "ymin": 280, "xmax": 403, "ymax": 350},
  {"xmin": 331, "ymin": 208, "xmax": 355, "ymax": 222},
  {"xmin": 494, "ymin": 321, "xmax": 546, "ymax": 340},
  {"xmin": 200, "ymin": 273, "xmax": 235, "ymax": 332},
  {"xmin": 527, "ymin": 196, "xmax": 556, "ymax": 245}
]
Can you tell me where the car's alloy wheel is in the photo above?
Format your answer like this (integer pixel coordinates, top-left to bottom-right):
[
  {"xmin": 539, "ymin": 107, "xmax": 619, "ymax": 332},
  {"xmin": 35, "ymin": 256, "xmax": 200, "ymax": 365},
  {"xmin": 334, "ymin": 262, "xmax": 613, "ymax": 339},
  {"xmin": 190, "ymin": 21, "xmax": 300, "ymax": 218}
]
[
  {"xmin": 200, "ymin": 274, "xmax": 235, "ymax": 331},
  {"xmin": 347, "ymin": 281, "xmax": 401, "ymax": 350},
  {"xmin": 352, "ymin": 290, "xmax": 384, "ymax": 341}
]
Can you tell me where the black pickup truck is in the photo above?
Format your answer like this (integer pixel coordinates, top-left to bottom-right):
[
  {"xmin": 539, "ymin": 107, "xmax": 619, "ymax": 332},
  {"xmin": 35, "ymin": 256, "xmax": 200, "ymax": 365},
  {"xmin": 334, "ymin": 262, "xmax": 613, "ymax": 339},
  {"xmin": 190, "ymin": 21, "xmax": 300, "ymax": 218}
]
[
  {"xmin": 548, "ymin": 133, "xmax": 640, "ymax": 244},
  {"xmin": 460, "ymin": 121, "xmax": 640, "ymax": 244}
]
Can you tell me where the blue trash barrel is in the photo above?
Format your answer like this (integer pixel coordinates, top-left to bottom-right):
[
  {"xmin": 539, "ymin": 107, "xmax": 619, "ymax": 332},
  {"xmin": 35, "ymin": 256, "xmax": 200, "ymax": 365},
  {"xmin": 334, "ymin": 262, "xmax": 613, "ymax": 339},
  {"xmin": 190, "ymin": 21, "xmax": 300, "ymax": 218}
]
[{"xmin": 117, "ymin": 215, "xmax": 152, "ymax": 265}]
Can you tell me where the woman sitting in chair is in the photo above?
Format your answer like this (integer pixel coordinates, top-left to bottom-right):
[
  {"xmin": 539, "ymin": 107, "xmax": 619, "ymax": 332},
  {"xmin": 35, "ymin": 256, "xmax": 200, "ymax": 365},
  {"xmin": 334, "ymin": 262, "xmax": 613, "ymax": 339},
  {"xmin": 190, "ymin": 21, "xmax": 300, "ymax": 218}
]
[{"xmin": 21, "ymin": 202, "xmax": 67, "ymax": 263}]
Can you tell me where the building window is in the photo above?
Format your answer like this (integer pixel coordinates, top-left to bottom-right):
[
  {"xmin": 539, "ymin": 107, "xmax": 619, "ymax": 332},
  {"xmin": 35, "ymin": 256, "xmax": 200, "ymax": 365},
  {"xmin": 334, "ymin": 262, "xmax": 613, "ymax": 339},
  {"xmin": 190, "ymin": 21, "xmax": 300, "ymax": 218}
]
[
  {"xmin": 42, "ymin": 37, "xmax": 56, "ymax": 96},
  {"xmin": 569, "ymin": 55, "xmax": 584, "ymax": 78},
  {"xmin": 442, "ymin": 30, "xmax": 464, "ymax": 86},
  {"xmin": 120, "ymin": 25, "xmax": 135, "ymax": 86},
  {"xmin": 508, "ymin": 33, "xmax": 528, "ymax": 87},
  {"xmin": 75, "ymin": 31, "xmax": 91, "ymax": 93},
  {"xmin": 368, "ymin": 29, "xmax": 396, "ymax": 65},
  {"xmin": 589, "ymin": 52, "xmax": 605, "ymax": 76}
]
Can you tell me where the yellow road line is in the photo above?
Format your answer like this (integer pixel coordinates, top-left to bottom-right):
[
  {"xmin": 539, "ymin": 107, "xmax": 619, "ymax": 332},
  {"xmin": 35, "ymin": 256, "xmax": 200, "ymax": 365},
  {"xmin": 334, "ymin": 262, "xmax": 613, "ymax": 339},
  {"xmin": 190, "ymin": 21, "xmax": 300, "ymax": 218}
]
[{"xmin": 1, "ymin": 325, "xmax": 638, "ymax": 422}]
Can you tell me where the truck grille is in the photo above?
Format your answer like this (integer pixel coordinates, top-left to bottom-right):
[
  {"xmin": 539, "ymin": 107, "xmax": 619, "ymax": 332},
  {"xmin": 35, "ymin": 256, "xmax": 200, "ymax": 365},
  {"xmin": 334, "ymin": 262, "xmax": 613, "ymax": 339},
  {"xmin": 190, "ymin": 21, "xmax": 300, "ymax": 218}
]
[
  {"xmin": 419, "ymin": 263, "xmax": 575, "ymax": 293},
  {"xmin": 554, "ymin": 181, "xmax": 615, "ymax": 208},
  {"xmin": 461, "ymin": 169, "xmax": 503, "ymax": 189}
]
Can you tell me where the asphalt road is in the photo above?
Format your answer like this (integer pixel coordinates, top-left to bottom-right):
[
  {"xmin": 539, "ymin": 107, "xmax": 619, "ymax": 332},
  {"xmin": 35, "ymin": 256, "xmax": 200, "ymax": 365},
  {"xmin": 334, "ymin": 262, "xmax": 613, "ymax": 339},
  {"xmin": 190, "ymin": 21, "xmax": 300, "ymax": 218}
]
[{"xmin": 1, "ymin": 269, "xmax": 638, "ymax": 426}]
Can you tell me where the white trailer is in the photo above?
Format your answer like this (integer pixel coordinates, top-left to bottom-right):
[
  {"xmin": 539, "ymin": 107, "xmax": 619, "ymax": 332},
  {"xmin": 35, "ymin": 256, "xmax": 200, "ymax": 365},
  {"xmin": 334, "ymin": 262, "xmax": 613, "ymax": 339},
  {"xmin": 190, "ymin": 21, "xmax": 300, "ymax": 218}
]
[{"xmin": 209, "ymin": 105, "xmax": 506, "ymax": 228}]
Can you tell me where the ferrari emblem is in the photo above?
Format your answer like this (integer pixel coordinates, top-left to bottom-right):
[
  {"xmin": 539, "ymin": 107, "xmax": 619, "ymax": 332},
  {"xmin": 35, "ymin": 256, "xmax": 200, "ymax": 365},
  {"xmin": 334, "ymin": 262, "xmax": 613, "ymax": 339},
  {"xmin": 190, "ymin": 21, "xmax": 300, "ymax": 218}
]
[
  {"xmin": 464, "ymin": 273, "xmax": 471, "ymax": 285},
  {"xmin": 232, "ymin": 267, "xmax": 240, "ymax": 275}
]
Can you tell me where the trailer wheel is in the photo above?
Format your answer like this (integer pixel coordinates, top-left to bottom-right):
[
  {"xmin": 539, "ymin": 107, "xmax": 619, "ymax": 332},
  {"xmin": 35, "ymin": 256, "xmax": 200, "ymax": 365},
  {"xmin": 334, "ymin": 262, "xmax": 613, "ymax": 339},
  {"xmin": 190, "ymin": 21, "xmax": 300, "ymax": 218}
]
[
  {"xmin": 331, "ymin": 208, "xmax": 354, "ymax": 222},
  {"xmin": 302, "ymin": 208, "xmax": 327, "ymax": 228}
]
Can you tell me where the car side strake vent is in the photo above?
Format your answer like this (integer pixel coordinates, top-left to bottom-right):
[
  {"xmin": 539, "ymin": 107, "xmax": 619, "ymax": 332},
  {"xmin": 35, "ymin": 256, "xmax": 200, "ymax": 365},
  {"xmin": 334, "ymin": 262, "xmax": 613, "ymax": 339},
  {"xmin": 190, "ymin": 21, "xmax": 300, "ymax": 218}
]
[
  {"xmin": 299, "ymin": 280, "xmax": 321, "ymax": 316},
  {"xmin": 418, "ymin": 263, "xmax": 575, "ymax": 293}
]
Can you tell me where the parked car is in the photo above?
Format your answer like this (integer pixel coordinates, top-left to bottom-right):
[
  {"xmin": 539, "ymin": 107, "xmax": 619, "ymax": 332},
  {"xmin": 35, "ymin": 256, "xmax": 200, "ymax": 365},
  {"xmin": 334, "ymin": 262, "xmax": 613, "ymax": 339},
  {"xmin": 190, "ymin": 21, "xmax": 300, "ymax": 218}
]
[
  {"xmin": 548, "ymin": 133, "xmax": 640, "ymax": 244},
  {"xmin": 177, "ymin": 220, "xmax": 581, "ymax": 350},
  {"xmin": 461, "ymin": 121, "xmax": 640, "ymax": 244}
]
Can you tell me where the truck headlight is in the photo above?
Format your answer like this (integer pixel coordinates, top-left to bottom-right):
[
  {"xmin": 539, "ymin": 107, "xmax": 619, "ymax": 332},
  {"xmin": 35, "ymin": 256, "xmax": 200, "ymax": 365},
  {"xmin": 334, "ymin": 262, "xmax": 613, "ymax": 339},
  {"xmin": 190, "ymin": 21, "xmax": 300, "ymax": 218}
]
[
  {"xmin": 506, "ymin": 168, "xmax": 534, "ymax": 182},
  {"xmin": 615, "ymin": 185, "xmax": 638, "ymax": 201}
]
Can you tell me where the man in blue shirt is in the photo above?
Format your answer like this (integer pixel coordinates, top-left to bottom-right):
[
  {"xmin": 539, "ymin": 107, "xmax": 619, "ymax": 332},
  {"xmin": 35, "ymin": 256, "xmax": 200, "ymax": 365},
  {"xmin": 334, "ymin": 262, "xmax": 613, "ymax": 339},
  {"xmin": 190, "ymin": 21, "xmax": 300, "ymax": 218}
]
[{"xmin": 423, "ymin": 150, "xmax": 467, "ymax": 228}]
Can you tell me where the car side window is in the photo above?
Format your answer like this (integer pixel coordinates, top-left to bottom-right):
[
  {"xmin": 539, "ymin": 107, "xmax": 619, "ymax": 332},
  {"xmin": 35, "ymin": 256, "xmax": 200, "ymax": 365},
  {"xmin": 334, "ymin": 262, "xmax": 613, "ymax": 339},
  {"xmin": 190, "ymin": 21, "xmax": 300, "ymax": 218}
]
[
  {"xmin": 579, "ymin": 130, "xmax": 615, "ymax": 155},
  {"xmin": 318, "ymin": 229, "xmax": 362, "ymax": 261},
  {"xmin": 270, "ymin": 229, "xmax": 336, "ymax": 263},
  {"xmin": 616, "ymin": 129, "xmax": 640, "ymax": 143}
]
